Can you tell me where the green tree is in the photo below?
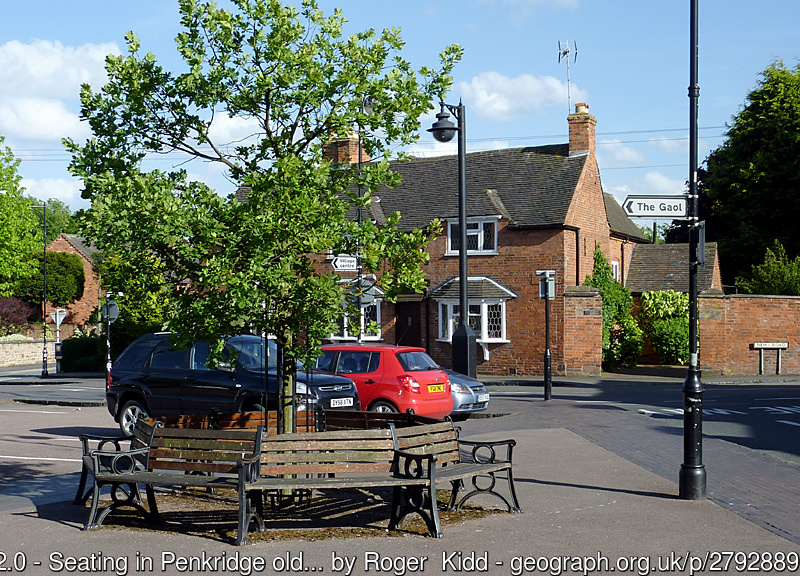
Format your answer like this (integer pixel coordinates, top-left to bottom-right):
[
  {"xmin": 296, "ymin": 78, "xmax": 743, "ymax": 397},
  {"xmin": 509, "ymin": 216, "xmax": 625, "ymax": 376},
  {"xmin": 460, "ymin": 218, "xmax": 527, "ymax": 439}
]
[
  {"xmin": 638, "ymin": 290, "xmax": 690, "ymax": 365},
  {"xmin": 584, "ymin": 248, "xmax": 642, "ymax": 369},
  {"xmin": 27, "ymin": 198, "xmax": 78, "ymax": 244},
  {"xmin": 697, "ymin": 60, "xmax": 800, "ymax": 287},
  {"xmin": 738, "ymin": 240, "xmax": 800, "ymax": 296},
  {"xmin": 0, "ymin": 133, "xmax": 41, "ymax": 297},
  {"xmin": 66, "ymin": 0, "xmax": 460, "ymax": 430},
  {"xmin": 95, "ymin": 250, "xmax": 171, "ymax": 354},
  {"xmin": 16, "ymin": 252, "xmax": 85, "ymax": 308}
]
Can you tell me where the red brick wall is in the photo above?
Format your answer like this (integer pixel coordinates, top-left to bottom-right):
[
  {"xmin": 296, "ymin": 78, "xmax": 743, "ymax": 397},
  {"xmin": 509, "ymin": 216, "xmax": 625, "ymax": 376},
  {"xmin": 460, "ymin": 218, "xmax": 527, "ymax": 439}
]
[
  {"xmin": 699, "ymin": 294, "xmax": 800, "ymax": 375},
  {"xmin": 562, "ymin": 286, "xmax": 603, "ymax": 376},
  {"xmin": 46, "ymin": 235, "xmax": 101, "ymax": 335}
]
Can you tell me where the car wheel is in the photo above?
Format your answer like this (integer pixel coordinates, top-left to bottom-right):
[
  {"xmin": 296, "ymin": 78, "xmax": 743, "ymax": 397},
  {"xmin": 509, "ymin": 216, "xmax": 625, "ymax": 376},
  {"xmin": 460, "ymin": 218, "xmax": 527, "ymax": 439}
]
[
  {"xmin": 119, "ymin": 399, "xmax": 148, "ymax": 436},
  {"xmin": 369, "ymin": 400, "xmax": 398, "ymax": 413},
  {"xmin": 243, "ymin": 403, "xmax": 264, "ymax": 413}
]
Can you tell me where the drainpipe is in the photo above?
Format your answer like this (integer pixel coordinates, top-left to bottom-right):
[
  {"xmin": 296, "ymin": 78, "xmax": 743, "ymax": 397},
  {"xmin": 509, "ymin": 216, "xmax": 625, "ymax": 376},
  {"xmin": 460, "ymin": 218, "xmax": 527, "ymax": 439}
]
[{"xmin": 575, "ymin": 228, "xmax": 581, "ymax": 285}]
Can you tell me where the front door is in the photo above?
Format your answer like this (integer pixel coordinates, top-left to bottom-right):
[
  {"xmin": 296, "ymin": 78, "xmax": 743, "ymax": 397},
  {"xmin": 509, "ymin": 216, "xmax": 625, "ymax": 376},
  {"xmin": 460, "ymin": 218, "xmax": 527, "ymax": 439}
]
[{"xmin": 396, "ymin": 301, "xmax": 421, "ymax": 347}]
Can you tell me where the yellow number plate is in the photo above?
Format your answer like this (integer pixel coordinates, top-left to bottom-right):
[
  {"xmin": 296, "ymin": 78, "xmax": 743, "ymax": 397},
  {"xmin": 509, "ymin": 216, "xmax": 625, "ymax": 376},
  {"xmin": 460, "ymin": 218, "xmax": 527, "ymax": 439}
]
[{"xmin": 428, "ymin": 384, "xmax": 444, "ymax": 393}]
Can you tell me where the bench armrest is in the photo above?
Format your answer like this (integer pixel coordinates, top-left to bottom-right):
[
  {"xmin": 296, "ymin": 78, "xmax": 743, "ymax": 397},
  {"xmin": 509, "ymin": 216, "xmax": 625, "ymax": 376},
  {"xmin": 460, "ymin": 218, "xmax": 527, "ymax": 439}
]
[
  {"xmin": 457, "ymin": 438, "xmax": 517, "ymax": 465},
  {"xmin": 392, "ymin": 449, "xmax": 437, "ymax": 480},
  {"xmin": 237, "ymin": 452, "xmax": 262, "ymax": 484},
  {"xmin": 90, "ymin": 446, "xmax": 150, "ymax": 476},
  {"xmin": 79, "ymin": 433, "xmax": 130, "ymax": 456}
]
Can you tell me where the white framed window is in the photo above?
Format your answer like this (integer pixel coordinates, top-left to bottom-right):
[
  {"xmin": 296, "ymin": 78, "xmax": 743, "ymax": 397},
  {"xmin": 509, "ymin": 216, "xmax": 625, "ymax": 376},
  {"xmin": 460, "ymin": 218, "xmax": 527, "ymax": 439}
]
[
  {"xmin": 438, "ymin": 300, "xmax": 508, "ymax": 343},
  {"xmin": 446, "ymin": 217, "xmax": 499, "ymax": 256},
  {"xmin": 332, "ymin": 300, "xmax": 382, "ymax": 341},
  {"xmin": 611, "ymin": 260, "xmax": 620, "ymax": 282}
]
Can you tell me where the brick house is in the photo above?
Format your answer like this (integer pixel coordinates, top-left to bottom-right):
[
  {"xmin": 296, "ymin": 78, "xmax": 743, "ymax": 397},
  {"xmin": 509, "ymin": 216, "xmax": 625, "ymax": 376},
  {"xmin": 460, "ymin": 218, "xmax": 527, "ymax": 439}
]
[
  {"xmin": 325, "ymin": 103, "xmax": 648, "ymax": 376},
  {"xmin": 45, "ymin": 233, "xmax": 101, "ymax": 337}
]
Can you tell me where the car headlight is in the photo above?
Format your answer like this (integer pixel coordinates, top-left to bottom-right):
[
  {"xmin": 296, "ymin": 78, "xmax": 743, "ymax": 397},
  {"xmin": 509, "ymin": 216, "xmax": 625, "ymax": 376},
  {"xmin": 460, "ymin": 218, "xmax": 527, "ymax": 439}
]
[
  {"xmin": 295, "ymin": 382, "xmax": 308, "ymax": 395},
  {"xmin": 450, "ymin": 382, "xmax": 467, "ymax": 393}
]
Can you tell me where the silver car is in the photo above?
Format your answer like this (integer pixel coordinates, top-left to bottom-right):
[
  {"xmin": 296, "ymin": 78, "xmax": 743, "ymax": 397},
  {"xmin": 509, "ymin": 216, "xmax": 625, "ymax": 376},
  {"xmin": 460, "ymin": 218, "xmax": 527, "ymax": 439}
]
[{"xmin": 444, "ymin": 369, "xmax": 490, "ymax": 420}]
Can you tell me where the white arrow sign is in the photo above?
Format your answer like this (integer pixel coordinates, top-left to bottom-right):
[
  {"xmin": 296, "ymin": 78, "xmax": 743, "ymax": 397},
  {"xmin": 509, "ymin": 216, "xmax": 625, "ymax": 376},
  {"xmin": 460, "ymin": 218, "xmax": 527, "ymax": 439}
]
[
  {"xmin": 332, "ymin": 255, "xmax": 358, "ymax": 271},
  {"xmin": 622, "ymin": 195, "xmax": 688, "ymax": 219}
]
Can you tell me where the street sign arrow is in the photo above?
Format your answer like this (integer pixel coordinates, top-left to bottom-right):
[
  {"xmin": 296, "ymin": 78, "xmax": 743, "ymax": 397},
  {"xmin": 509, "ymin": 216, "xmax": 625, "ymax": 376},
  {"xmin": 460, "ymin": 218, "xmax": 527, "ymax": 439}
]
[
  {"xmin": 332, "ymin": 255, "xmax": 358, "ymax": 271},
  {"xmin": 622, "ymin": 195, "xmax": 688, "ymax": 219}
]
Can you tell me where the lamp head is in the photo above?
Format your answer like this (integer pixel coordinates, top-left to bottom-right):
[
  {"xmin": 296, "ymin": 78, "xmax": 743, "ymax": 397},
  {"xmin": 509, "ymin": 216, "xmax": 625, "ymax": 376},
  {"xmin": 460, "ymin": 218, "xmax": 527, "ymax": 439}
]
[{"xmin": 427, "ymin": 103, "xmax": 457, "ymax": 143}]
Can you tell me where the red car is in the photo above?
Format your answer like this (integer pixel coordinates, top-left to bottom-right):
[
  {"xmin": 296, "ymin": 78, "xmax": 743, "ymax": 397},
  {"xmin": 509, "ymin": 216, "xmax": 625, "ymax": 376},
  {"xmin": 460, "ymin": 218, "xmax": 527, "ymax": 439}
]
[{"xmin": 316, "ymin": 344, "xmax": 454, "ymax": 419}]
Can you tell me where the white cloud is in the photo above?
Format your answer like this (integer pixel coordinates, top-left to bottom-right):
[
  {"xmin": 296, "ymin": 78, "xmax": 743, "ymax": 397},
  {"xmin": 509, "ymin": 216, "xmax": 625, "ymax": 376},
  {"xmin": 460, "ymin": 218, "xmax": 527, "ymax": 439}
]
[
  {"xmin": 640, "ymin": 171, "xmax": 686, "ymax": 196},
  {"xmin": 0, "ymin": 39, "xmax": 118, "ymax": 99},
  {"xmin": 207, "ymin": 113, "xmax": 263, "ymax": 146},
  {"xmin": 597, "ymin": 139, "xmax": 646, "ymax": 167},
  {"xmin": 649, "ymin": 135, "xmax": 688, "ymax": 154},
  {"xmin": 21, "ymin": 177, "xmax": 87, "ymax": 209},
  {"xmin": 459, "ymin": 71, "xmax": 587, "ymax": 121},
  {"xmin": 0, "ymin": 97, "xmax": 88, "ymax": 142}
]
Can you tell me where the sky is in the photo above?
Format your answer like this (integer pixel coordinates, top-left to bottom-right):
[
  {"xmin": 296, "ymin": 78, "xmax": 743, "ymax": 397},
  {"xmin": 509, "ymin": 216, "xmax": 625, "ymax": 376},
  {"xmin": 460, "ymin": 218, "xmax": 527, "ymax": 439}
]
[{"xmin": 1, "ymin": 0, "xmax": 799, "ymax": 225}]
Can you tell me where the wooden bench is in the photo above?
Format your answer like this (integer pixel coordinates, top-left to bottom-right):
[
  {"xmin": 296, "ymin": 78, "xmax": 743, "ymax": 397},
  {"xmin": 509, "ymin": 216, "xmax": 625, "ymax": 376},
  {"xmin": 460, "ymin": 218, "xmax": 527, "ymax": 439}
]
[
  {"xmin": 323, "ymin": 410, "xmax": 523, "ymax": 513},
  {"xmin": 248, "ymin": 425, "xmax": 447, "ymax": 537},
  {"xmin": 82, "ymin": 419, "xmax": 263, "ymax": 546},
  {"xmin": 74, "ymin": 410, "xmax": 317, "ymax": 505}
]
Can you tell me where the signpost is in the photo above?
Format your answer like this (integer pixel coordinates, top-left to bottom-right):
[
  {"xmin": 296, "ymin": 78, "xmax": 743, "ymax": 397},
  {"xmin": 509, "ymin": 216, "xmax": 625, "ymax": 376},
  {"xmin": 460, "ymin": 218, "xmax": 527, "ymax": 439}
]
[
  {"xmin": 331, "ymin": 255, "xmax": 358, "ymax": 272},
  {"xmin": 49, "ymin": 309, "xmax": 67, "ymax": 373},
  {"xmin": 536, "ymin": 270, "xmax": 555, "ymax": 401},
  {"xmin": 622, "ymin": 195, "xmax": 688, "ymax": 219}
]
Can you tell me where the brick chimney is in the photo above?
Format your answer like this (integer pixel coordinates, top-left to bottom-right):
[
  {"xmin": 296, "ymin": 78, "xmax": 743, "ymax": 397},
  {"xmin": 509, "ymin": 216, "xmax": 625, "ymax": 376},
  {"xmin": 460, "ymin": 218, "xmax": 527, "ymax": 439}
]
[
  {"xmin": 322, "ymin": 133, "xmax": 369, "ymax": 166},
  {"xmin": 567, "ymin": 102, "xmax": 597, "ymax": 157}
]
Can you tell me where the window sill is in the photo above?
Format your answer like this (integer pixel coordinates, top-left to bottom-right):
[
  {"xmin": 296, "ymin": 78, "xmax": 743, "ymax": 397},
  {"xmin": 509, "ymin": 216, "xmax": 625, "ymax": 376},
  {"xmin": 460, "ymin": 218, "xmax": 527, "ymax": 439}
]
[
  {"xmin": 444, "ymin": 251, "xmax": 498, "ymax": 257},
  {"xmin": 436, "ymin": 338, "xmax": 510, "ymax": 345}
]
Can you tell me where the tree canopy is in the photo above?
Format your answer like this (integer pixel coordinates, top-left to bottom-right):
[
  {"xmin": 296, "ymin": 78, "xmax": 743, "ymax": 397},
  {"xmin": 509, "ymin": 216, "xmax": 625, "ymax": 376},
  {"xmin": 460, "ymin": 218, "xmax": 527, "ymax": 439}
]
[
  {"xmin": 0, "ymin": 133, "xmax": 42, "ymax": 297},
  {"xmin": 66, "ymin": 0, "xmax": 461, "ymax": 428},
  {"xmin": 693, "ymin": 60, "xmax": 800, "ymax": 287}
]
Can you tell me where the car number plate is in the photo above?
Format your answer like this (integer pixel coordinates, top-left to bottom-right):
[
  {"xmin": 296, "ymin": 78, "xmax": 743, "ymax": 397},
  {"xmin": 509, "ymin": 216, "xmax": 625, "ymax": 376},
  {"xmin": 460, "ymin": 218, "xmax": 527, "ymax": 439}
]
[
  {"xmin": 477, "ymin": 393, "xmax": 490, "ymax": 403},
  {"xmin": 428, "ymin": 384, "xmax": 445, "ymax": 393},
  {"xmin": 330, "ymin": 398, "xmax": 354, "ymax": 407}
]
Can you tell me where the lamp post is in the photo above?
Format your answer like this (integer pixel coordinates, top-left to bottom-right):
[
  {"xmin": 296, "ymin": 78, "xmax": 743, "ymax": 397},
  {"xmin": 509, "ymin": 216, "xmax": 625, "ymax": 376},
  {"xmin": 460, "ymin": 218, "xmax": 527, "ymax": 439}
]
[
  {"xmin": 680, "ymin": 0, "xmax": 706, "ymax": 500},
  {"xmin": 32, "ymin": 203, "xmax": 48, "ymax": 377},
  {"xmin": 428, "ymin": 100, "xmax": 477, "ymax": 378}
]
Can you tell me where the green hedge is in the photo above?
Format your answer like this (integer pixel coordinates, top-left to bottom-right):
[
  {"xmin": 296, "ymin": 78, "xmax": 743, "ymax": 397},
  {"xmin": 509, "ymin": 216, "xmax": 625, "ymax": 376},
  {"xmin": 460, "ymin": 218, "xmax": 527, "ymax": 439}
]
[{"xmin": 61, "ymin": 336, "xmax": 105, "ymax": 373}]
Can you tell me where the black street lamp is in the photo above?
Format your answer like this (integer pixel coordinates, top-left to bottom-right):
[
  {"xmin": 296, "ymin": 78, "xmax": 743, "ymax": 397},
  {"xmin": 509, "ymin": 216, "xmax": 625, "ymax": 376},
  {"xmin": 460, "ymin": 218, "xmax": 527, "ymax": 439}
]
[
  {"xmin": 32, "ymin": 203, "xmax": 48, "ymax": 377},
  {"xmin": 428, "ymin": 101, "xmax": 477, "ymax": 378},
  {"xmin": 680, "ymin": 0, "xmax": 706, "ymax": 500}
]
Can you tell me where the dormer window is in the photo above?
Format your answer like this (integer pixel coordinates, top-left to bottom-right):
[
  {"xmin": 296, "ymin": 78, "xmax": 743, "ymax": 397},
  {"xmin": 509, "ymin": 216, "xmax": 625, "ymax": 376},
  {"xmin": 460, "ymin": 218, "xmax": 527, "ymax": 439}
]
[{"xmin": 446, "ymin": 217, "xmax": 498, "ymax": 256}]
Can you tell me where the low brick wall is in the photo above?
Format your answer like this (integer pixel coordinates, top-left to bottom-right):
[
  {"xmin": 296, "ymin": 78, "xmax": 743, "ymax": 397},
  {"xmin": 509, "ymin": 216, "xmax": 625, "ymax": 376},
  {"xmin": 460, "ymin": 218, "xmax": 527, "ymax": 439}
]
[
  {"xmin": 0, "ymin": 341, "xmax": 52, "ymax": 367},
  {"xmin": 699, "ymin": 294, "xmax": 800, "ymax": 376}
]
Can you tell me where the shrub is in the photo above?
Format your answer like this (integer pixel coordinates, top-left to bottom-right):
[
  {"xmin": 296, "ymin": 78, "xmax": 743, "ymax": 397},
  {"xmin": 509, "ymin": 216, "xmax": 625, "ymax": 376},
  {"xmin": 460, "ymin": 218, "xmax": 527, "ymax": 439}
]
[
  {"xmin": 638, "ymin": 290, "xmax": 690, "ymax": 365},
  {"xmin": 0, "ymin": 296, "xmax": 35, "ymax": 336},
  {"xmin": 584, "ymin": 248, "xmax": 642, "ymax": 369}
]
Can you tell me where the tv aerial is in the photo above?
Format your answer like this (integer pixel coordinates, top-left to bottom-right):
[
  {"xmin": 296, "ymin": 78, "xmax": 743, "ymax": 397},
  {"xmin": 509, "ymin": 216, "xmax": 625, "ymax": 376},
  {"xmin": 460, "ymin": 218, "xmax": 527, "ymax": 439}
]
[{"xmin": 558, "ymin": 40, "xmax": 578, "ymax": 114}]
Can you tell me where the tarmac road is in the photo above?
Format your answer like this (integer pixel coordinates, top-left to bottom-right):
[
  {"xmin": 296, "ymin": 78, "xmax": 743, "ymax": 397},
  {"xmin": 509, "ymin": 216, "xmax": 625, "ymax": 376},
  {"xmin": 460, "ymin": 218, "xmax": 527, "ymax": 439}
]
[{"xmin": 0, "ymin": 365, "xmax": 799, "ymax": 575}]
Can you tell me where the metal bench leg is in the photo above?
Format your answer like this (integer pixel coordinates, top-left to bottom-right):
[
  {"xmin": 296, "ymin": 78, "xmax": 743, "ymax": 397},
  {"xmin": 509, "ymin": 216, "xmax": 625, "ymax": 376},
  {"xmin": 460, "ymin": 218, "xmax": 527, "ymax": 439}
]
[
  {"xmin": 73, "ymin": 464, "xmax": 90, "ymax": 505},
  {"xmin": 388, "ymin": 485, "xmax": 443, "ymax": 538}
]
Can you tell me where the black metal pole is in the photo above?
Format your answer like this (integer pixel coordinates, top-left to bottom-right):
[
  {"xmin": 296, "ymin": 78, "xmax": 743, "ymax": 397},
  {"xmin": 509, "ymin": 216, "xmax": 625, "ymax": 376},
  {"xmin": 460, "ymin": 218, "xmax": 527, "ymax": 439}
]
[
  {"xmin": 41, "ymin": 203, "xmax": 48, "ymax": 377},
  {"xmin": 544, "ymin": 293, "xmax": 552, "ymax": 400},
  {"xmin": 680, "ymin": 0, "xmax": 706, "ymax": 500},
  {"xmin": 456, "ymin": 102, "xmax": 468, "ymax": 334}
]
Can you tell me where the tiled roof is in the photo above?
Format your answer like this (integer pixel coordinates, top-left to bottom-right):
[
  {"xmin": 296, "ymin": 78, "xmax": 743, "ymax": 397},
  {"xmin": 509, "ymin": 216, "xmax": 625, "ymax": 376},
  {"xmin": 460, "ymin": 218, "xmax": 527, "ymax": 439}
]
[
  {"xmin": 625, "ymin": 243, "xmax": 719, "ymax": 294},
  {"xmin": 603, "ymin": 194, "xmax": 649, "ymax": 242},
  {"xmin": 373, "ymin": 145, "xmax": 586, "ymax": 231},
  {"xmin": 62, "ymin": 234, "xmax": 98, "ymax": 260},
  {"xmin": 430, "ymin": 276, "xmax": 517, "ymax": 300}
]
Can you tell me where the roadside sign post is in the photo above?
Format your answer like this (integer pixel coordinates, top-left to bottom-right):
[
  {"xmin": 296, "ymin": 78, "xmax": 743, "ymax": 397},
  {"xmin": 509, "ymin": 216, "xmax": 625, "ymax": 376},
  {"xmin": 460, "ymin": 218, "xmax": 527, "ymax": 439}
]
[
  {"xmin": 103, "ymin": 295, "xmax": 120, "ymax": 384},
  {"xmin": 536, "ymin": 270, "xmax": 555, "ymax": 401},
  {"xmin": 49, "ymin": 309, "xmax": 67, "ymax": 373},
  {"xmin": 622, "ymin": 195, "xmax": 688, "ymax": 219}
]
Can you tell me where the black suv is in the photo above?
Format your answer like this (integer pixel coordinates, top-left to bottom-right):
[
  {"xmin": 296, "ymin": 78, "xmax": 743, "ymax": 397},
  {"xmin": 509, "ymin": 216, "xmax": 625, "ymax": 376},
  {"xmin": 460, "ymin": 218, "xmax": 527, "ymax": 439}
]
[{"xmin": 107, "ymin": 332, "xmax": 360, "ymax": 434}]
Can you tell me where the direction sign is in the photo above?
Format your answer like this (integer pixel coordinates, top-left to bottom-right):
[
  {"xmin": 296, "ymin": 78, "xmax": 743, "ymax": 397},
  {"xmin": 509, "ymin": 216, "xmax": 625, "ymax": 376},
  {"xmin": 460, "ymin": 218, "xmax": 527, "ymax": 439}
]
[
  {"xmin": 332, "ymin": 255, "xmax": 358, "ymax": 271},
  {"xmin": 622, "ymin": 195, "xmax": 688, "ymax": 219}
]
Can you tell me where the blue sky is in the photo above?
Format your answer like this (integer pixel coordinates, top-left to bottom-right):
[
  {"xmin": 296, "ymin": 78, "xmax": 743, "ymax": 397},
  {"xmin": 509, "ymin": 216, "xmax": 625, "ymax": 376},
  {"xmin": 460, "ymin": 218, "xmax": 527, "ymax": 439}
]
[{"xmin": 1, "ymin": 0, "xmax": 798, "ymax": 221}]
